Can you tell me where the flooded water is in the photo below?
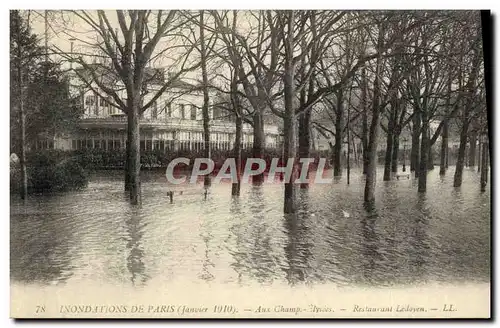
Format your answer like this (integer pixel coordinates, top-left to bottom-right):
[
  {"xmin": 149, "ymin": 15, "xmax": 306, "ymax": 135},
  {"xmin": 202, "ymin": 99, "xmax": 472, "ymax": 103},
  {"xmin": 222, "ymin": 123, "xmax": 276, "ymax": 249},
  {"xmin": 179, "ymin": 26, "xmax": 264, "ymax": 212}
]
[{"xmin": 10, "ymin": 167, "xmax": 490, "ymax": 289}]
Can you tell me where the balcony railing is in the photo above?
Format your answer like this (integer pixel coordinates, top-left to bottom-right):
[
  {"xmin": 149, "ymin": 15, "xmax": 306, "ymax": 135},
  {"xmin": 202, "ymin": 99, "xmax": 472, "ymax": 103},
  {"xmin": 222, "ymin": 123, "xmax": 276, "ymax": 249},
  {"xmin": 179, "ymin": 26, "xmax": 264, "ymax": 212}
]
[{"xmin": 79, "ymin": 115, "xmax": 279, "ymax": 134}]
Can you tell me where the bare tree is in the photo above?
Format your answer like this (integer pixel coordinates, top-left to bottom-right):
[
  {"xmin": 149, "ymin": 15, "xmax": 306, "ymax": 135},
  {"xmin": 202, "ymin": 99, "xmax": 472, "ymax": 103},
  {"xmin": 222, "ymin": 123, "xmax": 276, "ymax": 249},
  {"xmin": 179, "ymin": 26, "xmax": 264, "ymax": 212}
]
[
  {"xmin": 453, "ymin": 17, "xmax": 483, "ymax": 188},
  {"xmin": 61, "ymin": 10, "xmax": 200, "ymax": 204},
  {"xmin": 199, "ymin": 10, "xmax": 211, "ymax": 187}
]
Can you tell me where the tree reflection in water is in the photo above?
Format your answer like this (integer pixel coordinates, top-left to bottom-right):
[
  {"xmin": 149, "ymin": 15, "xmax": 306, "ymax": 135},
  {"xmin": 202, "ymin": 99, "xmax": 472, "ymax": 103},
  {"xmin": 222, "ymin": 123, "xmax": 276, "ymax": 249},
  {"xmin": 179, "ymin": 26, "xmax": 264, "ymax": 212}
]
[
  {"xmin": 228, "ymin": 196, "xmax": 245, "ymax": 285},
  {"xmin": 125, "ymin": 207, "xmax": 149, "ymax": 286},
  {"xmin": 408, "ymin": 193, "xmax": 430, "ymax": 283},
  {"xmin": 10, "ymin": 168, "xmax": 490, "ymax": 288},
  {"xmin": 360, "ymin": 201, "xmax": 383, "ymax": 285},
  {"xmin": 283, "ymin": 188, "xmax": 313, "ymax": 286},
  {"xmin": 227, "ymin": 185, "xmax": 288, "ymax": 284},
  {"xmin": 244, "ymin": 186, "xmax": 276, "ymax": 283},
  {"xmin": 199, "ymin": 226, "xmax": 215, "ymax": 282}
]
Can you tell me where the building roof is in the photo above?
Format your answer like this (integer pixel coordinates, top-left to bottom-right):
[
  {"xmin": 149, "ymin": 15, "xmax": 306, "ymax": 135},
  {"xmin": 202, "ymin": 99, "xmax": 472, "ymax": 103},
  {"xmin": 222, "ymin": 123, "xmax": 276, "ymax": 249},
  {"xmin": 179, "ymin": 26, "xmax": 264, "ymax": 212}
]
[{"xmin": 71, "ymin": 64, "xmax": 198, "ymax": 91}]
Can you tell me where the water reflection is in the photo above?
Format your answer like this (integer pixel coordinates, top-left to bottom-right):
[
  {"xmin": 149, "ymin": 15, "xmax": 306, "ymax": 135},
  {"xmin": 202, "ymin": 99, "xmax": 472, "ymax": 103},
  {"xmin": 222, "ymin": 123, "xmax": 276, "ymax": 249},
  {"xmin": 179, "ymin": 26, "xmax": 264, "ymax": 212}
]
[
  {"xmin": 282, "ymin": 189, "xmax": 313, "ymax": 285},
  {"xmin": 199, "ymin": 196, "xmax": 215, "ymax": 282},
  {"xmin": 10, "ymin": 167, "xmax": 490, "ymax": 288},
  {"xmin": 407, "ymin": 194, "xmax": 430, "ymax": 284},
  {"xmin": 360, "ymin": 209, "xmax": 382, "ymax": 285},
  {"xmin": 228, "ymin": 197, "xmax": 244, "ymax": 284},
  {"xmin": 10, "ymin": 196, "xmax": 74, "ymax": 285},
  {"xmin": 244, "ymin": 186, "xmax": 277, "ymax": 283},
  {"xmin": 124, "ymin": 208, "xmax": 149, "ymax": 286}
]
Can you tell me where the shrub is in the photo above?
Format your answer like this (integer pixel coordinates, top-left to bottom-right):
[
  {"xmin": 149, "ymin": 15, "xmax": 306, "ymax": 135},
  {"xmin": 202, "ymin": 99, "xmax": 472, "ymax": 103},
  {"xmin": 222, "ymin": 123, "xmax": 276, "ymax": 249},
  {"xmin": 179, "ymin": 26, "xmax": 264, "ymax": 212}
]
[
  {"xmin": 27, "ymin": 156, "xmax": 88, "ymax": 193},
  {"xmin": 10, "ymin": 150, "xmax": 88, "ymax": 194}
]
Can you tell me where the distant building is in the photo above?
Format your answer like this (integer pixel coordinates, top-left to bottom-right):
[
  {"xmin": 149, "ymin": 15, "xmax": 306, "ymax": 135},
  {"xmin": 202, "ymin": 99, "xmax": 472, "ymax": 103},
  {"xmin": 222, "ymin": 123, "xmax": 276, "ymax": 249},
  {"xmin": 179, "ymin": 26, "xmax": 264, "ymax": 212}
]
[{"xmin": 38, "ymin": 65, "xmax": 280, "ymax": 152}]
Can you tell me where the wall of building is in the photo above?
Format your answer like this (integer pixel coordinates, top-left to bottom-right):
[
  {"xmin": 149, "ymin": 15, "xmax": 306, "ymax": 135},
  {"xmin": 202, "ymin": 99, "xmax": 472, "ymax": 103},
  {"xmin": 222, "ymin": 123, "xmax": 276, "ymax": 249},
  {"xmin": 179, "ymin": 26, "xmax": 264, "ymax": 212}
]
[{"xmin": 51, "ymin": 74, "xmax": 280, "ymax": 153}]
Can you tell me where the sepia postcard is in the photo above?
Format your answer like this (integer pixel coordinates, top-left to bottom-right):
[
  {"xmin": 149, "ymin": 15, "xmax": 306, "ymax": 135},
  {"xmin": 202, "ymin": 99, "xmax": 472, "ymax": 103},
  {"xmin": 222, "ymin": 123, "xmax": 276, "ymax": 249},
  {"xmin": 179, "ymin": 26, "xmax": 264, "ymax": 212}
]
[{"xmin": 9, "ymin": 9, "xmax": 491, "ymax": 319}]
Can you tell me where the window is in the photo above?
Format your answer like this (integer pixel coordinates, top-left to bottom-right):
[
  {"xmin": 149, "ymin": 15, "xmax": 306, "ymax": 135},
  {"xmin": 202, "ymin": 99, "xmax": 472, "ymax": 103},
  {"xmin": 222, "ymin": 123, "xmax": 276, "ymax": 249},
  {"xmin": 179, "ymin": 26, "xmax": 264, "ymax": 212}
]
[
  {"xmin": 190, "ymin": 105, "xmax": 197, "ymax": 120},
  {"xmin": 85, "ymin": 95, "xmax": 96, "ymax": 106},
  {"xmin": 180, "ymin": 104, "xmax": 186, "ymax": 119},
  {"xmin": 100, "ymin": 96, "xmax": 108, "ymax": 107},
  {"xmin": 166, "ymin": 103, "xmax": 172, "ymax": 118},
  {"xmin": 213, "ymin": 107, "xmax": 221, "ymax": 120},
  {"xmin": 110, "ymin": 103, "xmax": 118, "ymax": 115},
  {"xmin": 151, "ymin": 101, "xmax": 158, "ymax": 120}
]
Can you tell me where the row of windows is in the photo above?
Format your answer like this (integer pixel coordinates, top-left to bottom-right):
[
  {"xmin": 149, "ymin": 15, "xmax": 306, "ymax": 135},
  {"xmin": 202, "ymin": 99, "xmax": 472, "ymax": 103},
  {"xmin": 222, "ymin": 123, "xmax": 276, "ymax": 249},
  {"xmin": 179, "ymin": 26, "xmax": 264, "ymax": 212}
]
[
  {"xmin": 78, "ymin": 131, "xmax": 243, "ymax": 143},
  {"xmin": 33, "ymin": 140, "xmax": 54, "ymax": 150},
  {"xmin": 72, "ymin": 139, "xmax": 122, "ymax": 151},
  {"xmin": 83, "ymin": 94, "xmax": 231, "ymax": 121},
  {"xmin": 179, "ymin": 141, "xmax": 236, "ymax": 152},
  {"xmin": 71, "ymin": 139, "xmax": 252, "ymax": 152}
]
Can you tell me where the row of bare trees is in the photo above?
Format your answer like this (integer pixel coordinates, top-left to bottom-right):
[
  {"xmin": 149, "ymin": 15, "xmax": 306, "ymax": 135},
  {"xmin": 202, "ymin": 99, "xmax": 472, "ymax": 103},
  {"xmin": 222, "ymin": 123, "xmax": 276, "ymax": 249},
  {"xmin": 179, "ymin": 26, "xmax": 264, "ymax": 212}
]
[{"xmin": 34, "ymin": 10, "xmax": 487, "ymax": 212}]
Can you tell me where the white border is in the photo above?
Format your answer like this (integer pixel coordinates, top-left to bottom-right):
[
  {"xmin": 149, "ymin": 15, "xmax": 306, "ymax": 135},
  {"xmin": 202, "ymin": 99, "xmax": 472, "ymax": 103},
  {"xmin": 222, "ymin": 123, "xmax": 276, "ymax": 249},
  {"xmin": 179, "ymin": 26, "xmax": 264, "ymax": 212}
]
[{"xmin": 1, "ymin": 2, "xmax": 498, "ymax": 327}]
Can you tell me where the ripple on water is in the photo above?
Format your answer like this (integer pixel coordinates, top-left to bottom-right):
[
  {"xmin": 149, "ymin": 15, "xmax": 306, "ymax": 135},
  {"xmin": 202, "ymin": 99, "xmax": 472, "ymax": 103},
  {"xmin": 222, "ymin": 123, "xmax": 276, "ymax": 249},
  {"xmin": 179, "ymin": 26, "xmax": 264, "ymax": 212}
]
[{"xmin": 10, "ymin": 167, "xmax": 490, "ymax": 288}]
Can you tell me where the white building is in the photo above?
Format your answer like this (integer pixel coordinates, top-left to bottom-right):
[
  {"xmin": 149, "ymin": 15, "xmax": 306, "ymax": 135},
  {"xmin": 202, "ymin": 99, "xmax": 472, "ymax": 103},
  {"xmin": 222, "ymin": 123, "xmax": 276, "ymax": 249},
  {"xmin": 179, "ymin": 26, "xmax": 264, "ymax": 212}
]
[{"xmin": 44, "ymin": 66, "xmax": 280, "ymax": 153}]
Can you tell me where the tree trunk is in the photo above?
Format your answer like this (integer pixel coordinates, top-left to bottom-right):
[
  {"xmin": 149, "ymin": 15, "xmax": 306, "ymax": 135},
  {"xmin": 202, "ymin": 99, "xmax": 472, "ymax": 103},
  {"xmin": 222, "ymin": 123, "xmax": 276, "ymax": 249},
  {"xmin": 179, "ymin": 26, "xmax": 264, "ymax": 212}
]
[
  {"xmin": 391, "ymin": 134, "xmax": 399, "ymax": 173},
  {"xmin": 16, "ymin": 21, "xmax": 27, "ymax": 200},
  {"xmin": 428, "ymin": 143, "xmax": 434, "ymax": 170},
  {"xmin": 453, "ymin": 120, "xmax": 469, "ymax": 187},
  {"xmin": 383, "ymin": 129, "xmax": 393, "ymax": 181},
  {"xmin": 283, "ymin": 112, "xmax": 297, "ymax": 214},
  {"xmin": 427, "ymin": 125, "xmax": 434, "ymax": 171},
  {"xmin": 19, "ymin": 72, "xmax": 27, "ymax": 200},
  {"xmin": 418, "ymin": 116, "xmax": 429, "ymax": 192},
  {"xmin": 298, "ymin": 110, "xmax": 311, "ymax": 188},
  {"xmin": 364, "ymin": 25, "xmax": 384, "ymax": 205},
  {"xmin": 454, "ymin": 33, "xmax": 481, "ymax": 187},
  {"xmin": 364, "ymin": 110, "xmax": 381, "ymax": 204},
  {"xmin": 124, "ymin": 124, "xmax": 131, "ymax": 191},
  {"xmin": 252, "ymin": 112, "xmax": 265, "ymax": 184},
  {"xmin": 283, "ymin": 11, "xmax": 297, "ymax": 214},
  {"xmin": 361, "ymin": 67, "xmax": 369, "ymax": 175},
  {"xmin": 411, "ymin": 110, "xmax": 421, "ymax": 175},
  {"xmin": 231, "ymin": 57, "xmax": 242, "ymax": 196},
  {"xmin": 480, "ymin": 137, "xmax": 488, "ymax": 192},
  {"xmin": 200, "ymin": 10, "xmax": 211, "ymax": 187},
  {"xmin": 477, "ymin": 139, "xmax": 481, "ymax": 173},
  {"xmin": 232, "ymin": 114, "xmax": 242, "ymax": 196},
  {"xmin": 439, "ymin": 119, "xmax": 448, "ymax": 175},
  {"xmin": 383, "ymin": 105, "xmax": 396, "ymax": 181},
  {"xmin": 128, "ymin": 103, "xmax": 141, "ymax": 205},
  {"xmin": 347, "ymin": 107, "xmax": 351, "ymax": 185},
  {"xmin": 468, "ymin": 129, "xmax": 477, "ymax": 168},
  {"xmin": 333, "ymin": 91, "xmax": 343, "ymax": 177}
]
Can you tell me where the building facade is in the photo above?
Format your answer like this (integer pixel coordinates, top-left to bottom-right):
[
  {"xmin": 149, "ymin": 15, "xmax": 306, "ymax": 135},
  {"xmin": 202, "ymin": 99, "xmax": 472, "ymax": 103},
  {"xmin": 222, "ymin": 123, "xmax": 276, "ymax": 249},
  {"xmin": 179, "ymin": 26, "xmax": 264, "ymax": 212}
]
[{"xmin": 45, "ymin": 67, "xmax": 280, "ymax": 153}]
